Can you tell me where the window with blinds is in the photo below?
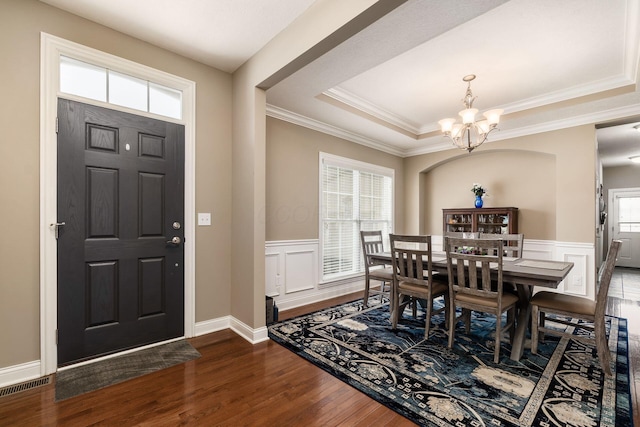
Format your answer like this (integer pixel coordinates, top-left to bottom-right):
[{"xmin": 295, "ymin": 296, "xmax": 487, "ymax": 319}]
[{"xmin": 320, "ymin": 153, "xmax": 393, "ymax": 282}]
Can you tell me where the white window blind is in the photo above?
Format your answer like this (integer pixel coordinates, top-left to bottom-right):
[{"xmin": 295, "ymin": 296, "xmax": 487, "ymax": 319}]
[{"xmin": 320, "ymin": 153, "xmax": 393, "ymax": 281}]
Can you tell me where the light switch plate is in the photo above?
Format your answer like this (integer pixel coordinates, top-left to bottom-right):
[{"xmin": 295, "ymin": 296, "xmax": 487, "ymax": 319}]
[{"xmin": 198, "ymin": 212, "xmax": 211, "ymax": 226}]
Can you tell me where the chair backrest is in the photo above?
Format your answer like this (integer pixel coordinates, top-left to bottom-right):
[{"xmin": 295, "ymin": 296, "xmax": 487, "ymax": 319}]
[
  {"xmin": 360, "ymin": 230, "xmax": 385, "ymax": 269},
  {"xmin": 389, "ymin": 234, "xmax": 433, "ymax": 285},
  {"xmin": 595, "ymin": 239, "xmax": 622, "ymax": 317},
  {"xmin": 444, "ymin": 237, "xmax": 504, "ymax": 299},
  {"xmin": 479, "ymin": 233, "xmax": 524, "ymax": 258}
]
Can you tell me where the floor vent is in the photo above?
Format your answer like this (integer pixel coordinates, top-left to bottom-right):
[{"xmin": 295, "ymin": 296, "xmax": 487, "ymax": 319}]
[{"xmin": 0, "ymin": 376, "xmax": 52, "ymax": 398}]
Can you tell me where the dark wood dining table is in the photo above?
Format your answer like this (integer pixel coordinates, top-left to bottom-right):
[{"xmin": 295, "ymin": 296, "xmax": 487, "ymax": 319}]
[{"xmin": 368, "ymin": 251, "xmax": 574, "ymax": 361}]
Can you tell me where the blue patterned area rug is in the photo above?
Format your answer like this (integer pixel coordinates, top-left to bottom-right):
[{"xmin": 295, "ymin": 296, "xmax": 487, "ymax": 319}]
[{"xmin": 268, "ymin": 298, "xmax": 632, "ymax": 427}]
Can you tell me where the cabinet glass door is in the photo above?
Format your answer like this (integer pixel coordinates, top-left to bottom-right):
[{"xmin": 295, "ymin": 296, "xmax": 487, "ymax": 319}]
[
  {"xmin": 478, "ymin": 213, "xmax": 509, "ymax": 234},
  {"xmin": 446, "ymin": 213, "xmax": 473, "ymax": 233}
]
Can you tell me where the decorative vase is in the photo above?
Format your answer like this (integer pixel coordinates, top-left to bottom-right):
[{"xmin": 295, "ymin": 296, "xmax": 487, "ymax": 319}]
[{"xmin": 474, "ymin": 195, "xmax": 483, "ymax": 208}]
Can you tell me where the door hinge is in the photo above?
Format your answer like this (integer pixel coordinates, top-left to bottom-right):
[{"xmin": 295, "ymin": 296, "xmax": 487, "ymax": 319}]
[
  {"xmin": 55, "ymin": 117, "xmax": 58, "ymax": 134},
  {"xmin": 55, "ymin": 329, "xmax": 58, "ymax": 345}
]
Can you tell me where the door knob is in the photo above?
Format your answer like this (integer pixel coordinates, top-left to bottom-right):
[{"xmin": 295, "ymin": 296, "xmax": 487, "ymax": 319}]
[{"xmin": 167, "ymin": 236, "xmax": 181, "ymax": 245}]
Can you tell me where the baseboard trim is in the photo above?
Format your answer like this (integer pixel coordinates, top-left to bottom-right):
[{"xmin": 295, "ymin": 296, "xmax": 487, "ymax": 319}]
[
  {"xmin": 194, "ymin": 315, "xmax": 232, "ymax": 336},
  {"xmin": 230, "ymin": 318, "xmax": 269, "ymax": 344},
  {"xmin": 195, "ymin": 315, "xmax": 269, "ymax": 344},
  {"xmin": 0, "ymin": 360, "xmax": 41, "ymax": 389}
]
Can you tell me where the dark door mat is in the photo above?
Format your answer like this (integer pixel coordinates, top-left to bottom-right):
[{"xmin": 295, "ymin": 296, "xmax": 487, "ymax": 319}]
[{"xmin": 55, "ymin": 340, "xmax": 200, "ymax": 401}]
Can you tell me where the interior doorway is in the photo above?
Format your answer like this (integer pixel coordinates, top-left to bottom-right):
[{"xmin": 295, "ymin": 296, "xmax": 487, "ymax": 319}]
[{"xmin": 609, "ymin": 187, "xmax": 640, "ymax": 268}]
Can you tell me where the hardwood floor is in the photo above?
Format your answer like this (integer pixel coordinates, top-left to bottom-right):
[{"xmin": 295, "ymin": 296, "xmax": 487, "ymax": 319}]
[{"xmin": 0, "ymin": 290, "xmax": 637, "ymax": 426}]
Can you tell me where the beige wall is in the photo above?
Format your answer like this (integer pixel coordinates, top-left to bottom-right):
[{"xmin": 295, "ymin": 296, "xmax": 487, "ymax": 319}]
[
  {"xmin": 266, "ymin": 117, "xmax": 404, "ymax": 241},
  {"xmin": 0, "ymin": 0, "xmax": 233, "ymax": 368},
  {"xmin": 405, "ymin": 126, "xmax": 597, "ymax": 243},
  {"xmin": 421, "ymin": 150, "xmax": 556, "ymax": 239},
  {"xmin": 231, "ymin": 0, "xmax": 396, "ymax": 328}
]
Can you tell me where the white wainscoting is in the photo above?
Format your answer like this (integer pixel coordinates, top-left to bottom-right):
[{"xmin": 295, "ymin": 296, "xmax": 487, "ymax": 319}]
[
  {"xmin": 266, "ymin": 238, "xmax": 595, "ymax": 311},
  {"xmin": 265, "ymin": 239, "xmax": 365, "ymax": 311}
]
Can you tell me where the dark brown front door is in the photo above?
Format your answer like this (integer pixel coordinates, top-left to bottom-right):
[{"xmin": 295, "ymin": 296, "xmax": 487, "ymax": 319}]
[{"xmin": 56, "ymin": 98, "xmax": 185, "ymax": 366}]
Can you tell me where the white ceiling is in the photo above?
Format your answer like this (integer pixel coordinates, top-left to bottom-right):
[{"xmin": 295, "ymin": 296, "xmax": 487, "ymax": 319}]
[
  {"xmin": 39, "ymin": 0, "xmax": 317, "ymax": 73},
  {"xmin": 40, "ymin": 0, "xmax": 640, "ymax": 166}
]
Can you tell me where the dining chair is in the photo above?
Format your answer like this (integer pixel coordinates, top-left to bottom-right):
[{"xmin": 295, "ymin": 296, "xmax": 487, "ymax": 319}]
[
  {"xmin": 389, "ymin": 234, "xmax": 449, "ymax": 338},
  {"xmin": 481, "ymin": 233, "xmax": 525, "ymax": 294},
  {"xmin": 479, "ymin": 233, "xmax": 524, "ymax": 258},
  {"xmin": 390, "ymin": 234, "xmax": 449, "ymax": 339},
  {"xmin": 530, "ymin": 239, "xmax": 622, "ymax": 376},
  {"xmin": 444, "ymin": 237, "xmax": 519, "ymax": 363},
  {"xmin": 499, "ymin": 233, "xmax": 524, "ymax": 258},
  {"xmin": 360, "ymin": 230, "xmax": 393, "ymax": 307}
]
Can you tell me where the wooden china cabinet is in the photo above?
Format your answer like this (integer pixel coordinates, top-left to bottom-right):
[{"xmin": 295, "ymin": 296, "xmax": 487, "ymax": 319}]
[{"xmin": 443, "ymin": 207, "xmax": 519, "ymax": 235}]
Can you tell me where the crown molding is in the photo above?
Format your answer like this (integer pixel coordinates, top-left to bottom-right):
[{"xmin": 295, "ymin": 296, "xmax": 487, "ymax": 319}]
[
  {"xmin": 323, "ymin": 87, "xmax": 421, "ymax": 134},
  {"xmin": 403, "ymin": 102, "xmax": 640, "ymax": 157},
  {"xmin": 323, "ymin": 75, "xmax": 635, "ymax": 142},
  {"xmin": 266, "ymin": 104, "xmax": 406, "ymax": 157},
  {"xmin": 500, "ymin": 75, "xmax": 635, "ymax": 115},
  {"xmin": 267, "ymin": 100, "xmax": 640, "ymax": 159}
]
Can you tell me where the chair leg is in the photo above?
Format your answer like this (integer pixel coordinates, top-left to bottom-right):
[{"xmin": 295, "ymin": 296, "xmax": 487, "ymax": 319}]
[
  {"xmin": 424, "ymin": 297, "xmax": 434, "ymax": 339},
  {"xmin": 363, "ymin": 276, "xmax": 371, "ymax": 308},
  {"xmin": 494, "ymin": 311, "xmax": 502, "ymax": 364},
  {"xmin": 391, "ymin": 291, "xmax": 399, "ymax": 330},
  {"xmin": 530, "ymin": 305, "xmax": 539, "ymax": 354},
  {"xmin": 444, "ymin": 295, "xmax": 450, "ymax": 330},
  {"xmin": 595, "ymin": 321, "xmax": 612, "ymax": 376},
  {"xmin": 463, "ymin": 309, "xmax": 471, "ymax": 334},
  {"xmin": 507, "ymin": 307, "xmax": 515, "ymax": 344},
  {"xmin": 381, "ymin": 281, "xmax": 390, "ymax": 304},
  {"xmin": 448, "ymin": 302, "xmax": 456, "ymax": 349}
]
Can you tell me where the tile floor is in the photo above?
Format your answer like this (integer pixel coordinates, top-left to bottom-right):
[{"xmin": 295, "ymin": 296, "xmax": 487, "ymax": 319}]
[{"xmin": 609, "ymin": 267, "xmax": 640, "ymax": 301}]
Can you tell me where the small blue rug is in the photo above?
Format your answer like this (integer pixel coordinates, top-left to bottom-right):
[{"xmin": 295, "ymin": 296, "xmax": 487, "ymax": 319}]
[{"xmin": 268, "ymin": 298, "xmax": 632, "ymax": 426}]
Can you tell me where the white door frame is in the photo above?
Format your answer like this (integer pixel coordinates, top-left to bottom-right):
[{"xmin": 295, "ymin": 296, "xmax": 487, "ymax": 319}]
[
  {"xmin": 40, "ymin": 33, "xmax": 196, "ymax": 375},
  {"xmin": 608, "ymin": 187, "xmax": 640, "ymax": 268}
]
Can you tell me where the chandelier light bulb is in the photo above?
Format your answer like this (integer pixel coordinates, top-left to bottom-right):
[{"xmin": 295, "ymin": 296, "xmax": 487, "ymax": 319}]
[
  {"xmin": 483, "ymin": 109, "xmax": 503, "ymax": 125},
  {"xmin": 438, "ymin": 118, "xmax": 456, "ymax": 133},
  {"xmin": 451, "ymin": 124, "xmax": 464, "ymax": 139},
  {"xmin": 460, "ymin": 108, "xmax": 478, "ymax": 124},
  {"xmin": 475, "ymin": 120, "xmax": 490, "ymax": 135}
]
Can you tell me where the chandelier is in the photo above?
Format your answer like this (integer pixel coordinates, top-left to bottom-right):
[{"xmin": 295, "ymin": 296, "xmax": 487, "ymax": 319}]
[{"xmin": 438, "ymin": 75, "xmax": 503, "ymax": 152}]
